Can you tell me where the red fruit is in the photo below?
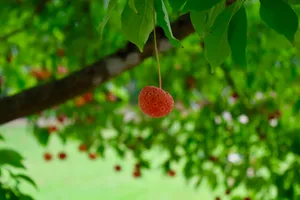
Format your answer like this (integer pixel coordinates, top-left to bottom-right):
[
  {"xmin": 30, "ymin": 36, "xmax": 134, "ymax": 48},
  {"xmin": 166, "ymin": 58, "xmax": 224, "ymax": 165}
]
[
  {"xmin": 138, "ymin": 86, "xmax": 174, "ymax": 118},
  {"xmin": 133, "ymin": 170, "xmax": 141, "ymax": 178},
  {"xmin": 83, "ymin": 92, "xmax": 93, "ymax": 102},
  {"xmin": 115, "ymin": 165, "xmax": 121, "ymax": 172},
  {"xmin": 57, "ymin": 114, "xmax": 66, "ymax": 123},
  {"xmin": 57, "ymin": 66, "xmax": 68, "ymax": 74},
  {"xmin": 209, "ymin": 156, "xmax": 217, "ymax": 162},
  {"xmin": 79, "ymin": 144, "xmax": 88, "ymax": 152},
  {"xmin": 48, "ymin": 125, "xmax": 57, "ymax": 133},
  {"xmin": 88, "ymin": 153, "xmax": 97, "ymax": 160},
  {"xmin": 244, "ymin": 198, "xmax": 251, "ymax": 200},
  {"xmin": 58, "ymin": 152, "xmax": 67, "ymax": 160},
  {"xmin": 232, "ymin": 92, "xmax": 239, "ymax": 99},
  {"xmin": 225, "ymin": 189, "xmax": 231, "ymax": 195},
  {"xmin": 168, "ymin": 170, "xmax": 176, "ymax": 177},
  {"xmin": 44, "ymin": 153, "xmax": 52, "ymax": 161},
  {"xmin": 106, "ymin": 92, "xmax": 117, "ymax": 102}
]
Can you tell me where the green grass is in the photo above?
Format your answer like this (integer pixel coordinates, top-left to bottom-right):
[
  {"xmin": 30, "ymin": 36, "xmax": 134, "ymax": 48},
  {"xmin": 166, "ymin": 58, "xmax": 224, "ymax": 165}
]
[{"xmin": 0, "ymin": 125, "xmax": 223, "ymax": 200}]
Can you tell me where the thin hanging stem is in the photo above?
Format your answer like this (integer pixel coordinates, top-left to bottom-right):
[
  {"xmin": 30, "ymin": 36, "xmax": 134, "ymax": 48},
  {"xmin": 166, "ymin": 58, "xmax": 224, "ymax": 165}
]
[{"xmin": 152, "ymin": 0, "xmax": 162, "ymax": 89}]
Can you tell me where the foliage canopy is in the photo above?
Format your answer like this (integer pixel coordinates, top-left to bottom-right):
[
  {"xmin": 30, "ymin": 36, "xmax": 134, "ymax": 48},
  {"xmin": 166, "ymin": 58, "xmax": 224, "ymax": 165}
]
[{"xmin": 1, "ymin": 0, "xmax": 300, "ymax": 199}]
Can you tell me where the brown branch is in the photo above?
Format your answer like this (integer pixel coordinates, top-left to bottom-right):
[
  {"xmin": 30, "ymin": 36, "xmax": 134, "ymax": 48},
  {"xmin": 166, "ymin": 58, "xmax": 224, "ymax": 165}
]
[
  {"xmin": 0, "ymin": 13, "xmax": 194, "ymax": 125},
  {"xmin": 0, "ymin": 0, "xmax": 50, "ymax": 41}
]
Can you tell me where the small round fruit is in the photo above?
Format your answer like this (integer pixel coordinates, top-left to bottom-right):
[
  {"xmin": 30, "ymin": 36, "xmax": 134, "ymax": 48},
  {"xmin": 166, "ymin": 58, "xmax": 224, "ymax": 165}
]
[
  {"xmin": 48, "ymin": 126, "xmax": 57, "ymax": 133},
  {"xmin": 78, "ymin": 144, "xmax": 88, "ymax": 152},
  {"xmin": 138, "ymin": 86, "xmax": 174, "ymax": 118},
  {"xmin": 44, "ymin": 153, "xmax": 52, "ymax": 161},
  {"xmin": 209, "ymin": 156, "xmax": 217, "ymax": 162},
  {"xmin": 168, "ymin": 170, "xmax": 176, "ymax": 177},
  {"xmin": 133, "ymin": 170, "xmax": 141, "ymax": 178},
  {"xmin": 57, "ymin": 114, "xmax": 66, "ymax": 123},
  {"xmin": 225, "ymin": 189, "xmax": 231, "ymax": 195},
  {"xmin": 115, "ymin": 165, "xmax": 121, "ymax": 172},
  {"xmin": 58, "ymin": 152, "xmax": 67, "ymax": 160},
  {"xmin": 83, "ymin": 92, "xmax": 93, "ymax": 102},
  {"xmin": 88, "ymin": 153, "xmax": 97, "ymax": 160}
]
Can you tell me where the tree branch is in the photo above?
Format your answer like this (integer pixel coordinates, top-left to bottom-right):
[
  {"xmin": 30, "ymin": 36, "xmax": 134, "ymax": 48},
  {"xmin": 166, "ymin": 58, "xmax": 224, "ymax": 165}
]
[{"xmin": 0, "ymin": 13, "xmax": 194, "ymax": 125}]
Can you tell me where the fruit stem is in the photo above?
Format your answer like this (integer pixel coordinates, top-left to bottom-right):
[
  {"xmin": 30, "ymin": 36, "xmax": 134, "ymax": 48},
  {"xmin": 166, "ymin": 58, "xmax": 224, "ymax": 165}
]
[{"xmin": 152, "ymin": 0, "xmax": 162, "ymax": 89}]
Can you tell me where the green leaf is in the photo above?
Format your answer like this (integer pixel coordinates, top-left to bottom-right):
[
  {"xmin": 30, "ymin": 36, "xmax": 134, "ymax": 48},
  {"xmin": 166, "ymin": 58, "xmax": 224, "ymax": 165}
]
[
  {"xmin": 204, "ymin": 3, "xmax": 238, "ymax": 68},
  {"xmin": 155, "ymin": 0, "xmax": 182, "ymax": 47},
  {"xmin": 206, "ymin": 2, "xmax": 226, "ymax": 28},
  {"xmin": 121, "ymin": 0, "xmax": 154, "ymax": 52},
  {"xmin": 259, "ymin": 0, "xmax": 298, "ymax": 43},
  {"xmin": 183, "ymin": 0, "xmax": 222, "ymax": 12},
  {"xmin": 16, "ymin": 174, "xmax": 38, "ymax": 189},
  {"xmin": 0, "ymin": 149, "xmax": 25, "ymax": 169},
  {"xmin": 33, "ymin": 127, "xmax": 50, "ymax": 147},
  {"xmin": 190, "ymin": 10, "xmax": 209, "ymax": 38},
  {"xmin": 228, "ymin": 5, "xmax": 247, "ymax": 67},
  {"xmin": 129, "ymin": 0, "xmax": 139, "ymax": 14},
  {"xmin": 0, "ymin": 134, "xmax": 4, "ymax": 141},
  {"xmin": 19, "ymin": 194, "xmax": 34, "ymax": 200},
  {"xmin": 283, "ymin": 0, "xmax": 300, "ymax": 5},
  {"xmin": 168, "ymin": 0, "xmax": 187, "ymax": 11},
  {"xmin": 0, "ymin": 187, "xmax": 5, "ymax": 199},
  {"xmin": 98, "ymin": 0, "xmax": 118, "ymax": 39}
]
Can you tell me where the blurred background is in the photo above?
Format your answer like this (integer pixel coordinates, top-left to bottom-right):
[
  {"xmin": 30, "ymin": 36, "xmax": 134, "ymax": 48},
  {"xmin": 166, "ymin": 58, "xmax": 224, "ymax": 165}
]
[{"xmin": 1, "ymin": 0, "xmax": 300, "ymax": 200}]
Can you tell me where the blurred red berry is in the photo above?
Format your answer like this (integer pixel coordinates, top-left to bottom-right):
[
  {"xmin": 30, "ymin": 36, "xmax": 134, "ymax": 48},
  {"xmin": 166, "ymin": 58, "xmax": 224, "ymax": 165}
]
[
  {"xmin": 106, "ymin": 92, "xmax": 117, "ymax": 102},
  {"xmin": 244, "ymin": 198, "xmax": 251, "ymax": 200},
  {"xmin": 232, "ymin": 92, "xmax": 239, "ymax": 99},
  {"xmin": 83, "ymin": 92, "xmax": 93, "ymax": 102},
  {"xmin": 225, "ymin": 189, "xmax": 231, "ymax": 195},
  {"xmin": 209, "ymin": 156, "xmax": 217, "ymax": 162},
  {"xmin": 79, "ymin": 144, "xmax": 88, "ymax": 152},
  {"xmin": 168, "ymin": 170, "xmax": 176, "ymax": 177},
  {"xmin": 48, "ymin": 125, "xmax": 57, "ymax": 133},
  {"xmin": 133, "ymin": 170, "xmax": 141, "ymax": 178},
  {"xmin": 58, "ymin": 152, "xmax": 67, "ymax": 160},
  {"xmin": 44, "ymin": 152, "xmax": 52, "ymax": 161},
  {"xmin": 215, "ymin": 197, "xmax": 221, "ymax": 200},
  {"xmin": 57, "ymin": 114, "xmax": 66, "ymax": 123},
  {"xmin": 88, "ymin": 153, "xmax": 97, "ymax": 160},
  {"xmin": 115, "ymin": 165, "xmax": 121, "ymax": 172},
  {"xmin": 57, "ymin": 65, "xmax": 68, "ymax": 74}
]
